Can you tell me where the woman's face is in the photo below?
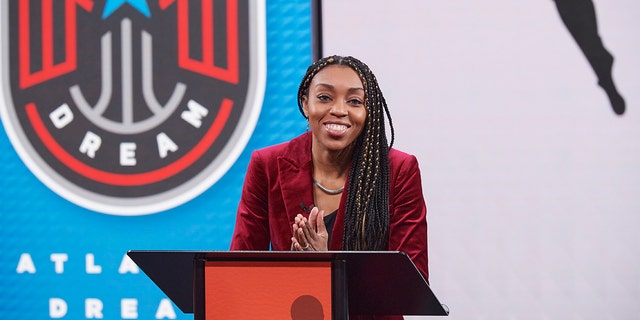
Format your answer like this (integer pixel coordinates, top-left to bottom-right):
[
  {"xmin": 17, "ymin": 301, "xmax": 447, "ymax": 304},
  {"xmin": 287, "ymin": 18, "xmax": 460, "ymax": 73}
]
[{"xmin": 302, "ymin": 65, "xmax": 367, "ymax": 154}]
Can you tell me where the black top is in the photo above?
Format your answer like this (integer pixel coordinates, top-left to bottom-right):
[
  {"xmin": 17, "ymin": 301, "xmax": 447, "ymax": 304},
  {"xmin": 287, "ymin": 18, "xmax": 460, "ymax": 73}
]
[{"xmin": 323, "ymin": 209, "xmax": 338, "ymax": 245}]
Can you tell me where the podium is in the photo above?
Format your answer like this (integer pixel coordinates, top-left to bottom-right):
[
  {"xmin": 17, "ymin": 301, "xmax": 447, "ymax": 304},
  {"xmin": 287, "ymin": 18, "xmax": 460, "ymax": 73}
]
[{"xmin": 127, "ymin": 250, "xmax": 449, "ymax": 319}]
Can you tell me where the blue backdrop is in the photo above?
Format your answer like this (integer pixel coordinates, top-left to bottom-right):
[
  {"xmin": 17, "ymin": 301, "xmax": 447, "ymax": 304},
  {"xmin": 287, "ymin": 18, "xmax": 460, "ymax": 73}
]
[{"xmin": 0, "ymin": 1, "xmax": 312, "ymax": 319}]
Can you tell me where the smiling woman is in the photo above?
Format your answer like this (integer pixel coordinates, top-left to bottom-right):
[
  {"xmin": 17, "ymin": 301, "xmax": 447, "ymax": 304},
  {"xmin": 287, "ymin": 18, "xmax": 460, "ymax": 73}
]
[
  {"xmin": 301, "ymin": 64, "xmax": 368, "ymax": 154},
  {"xmin": 230, "ymin": 55, "xmax": 429, "ymax": 319}
]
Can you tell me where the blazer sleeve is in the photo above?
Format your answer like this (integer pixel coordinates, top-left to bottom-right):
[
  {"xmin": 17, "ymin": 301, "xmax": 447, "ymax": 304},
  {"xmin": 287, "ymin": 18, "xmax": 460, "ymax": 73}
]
[
  {"xmin": 388, "ymin": 154, "xmax": 429, "ymax": 282},
  {"xmin": 229, "ymin": 150, "xmax": 271, "ymax": 250}
]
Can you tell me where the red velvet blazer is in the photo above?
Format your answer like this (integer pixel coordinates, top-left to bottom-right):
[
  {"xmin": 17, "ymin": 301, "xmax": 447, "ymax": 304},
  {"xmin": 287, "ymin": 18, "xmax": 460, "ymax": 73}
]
[{"xmin": 230, "ymin": 132, "xmax": 429, "ymax": 281}]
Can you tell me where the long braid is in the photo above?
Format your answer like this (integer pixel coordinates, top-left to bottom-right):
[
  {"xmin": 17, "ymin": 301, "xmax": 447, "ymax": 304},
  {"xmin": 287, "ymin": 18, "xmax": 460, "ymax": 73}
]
[{"xmin": 297, "ymin": 56, "xmax": 395, "ymax": 250}]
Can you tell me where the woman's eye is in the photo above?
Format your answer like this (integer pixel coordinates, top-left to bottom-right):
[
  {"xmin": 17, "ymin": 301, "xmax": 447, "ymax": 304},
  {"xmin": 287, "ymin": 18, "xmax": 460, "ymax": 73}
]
[
  {"xmin": 317, "ymin": 95, "xmax": 331, "ymax": 102},
  {"xmin": 348, "ymin": 99, "xmax": 363, "ymax": 105}
]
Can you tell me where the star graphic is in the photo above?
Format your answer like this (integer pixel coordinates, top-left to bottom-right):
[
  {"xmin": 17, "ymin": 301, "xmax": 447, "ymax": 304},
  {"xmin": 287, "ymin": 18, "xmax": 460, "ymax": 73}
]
[{"xmin": 102, "ymin": 0, "xmax": 151, "ymax": 19}]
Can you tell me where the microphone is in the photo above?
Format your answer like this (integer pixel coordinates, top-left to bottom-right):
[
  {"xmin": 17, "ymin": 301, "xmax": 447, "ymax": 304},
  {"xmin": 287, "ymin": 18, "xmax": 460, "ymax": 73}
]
[{"xmin": 299, "ymin": 202, "xmax": 312, "ymax": 213}]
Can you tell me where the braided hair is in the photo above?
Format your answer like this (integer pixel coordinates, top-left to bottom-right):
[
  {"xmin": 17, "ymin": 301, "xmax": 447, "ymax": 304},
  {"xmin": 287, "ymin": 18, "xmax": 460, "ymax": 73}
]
[{"xmin": 297, "ymin": 55, "xmax": 395, "ymax": 250}]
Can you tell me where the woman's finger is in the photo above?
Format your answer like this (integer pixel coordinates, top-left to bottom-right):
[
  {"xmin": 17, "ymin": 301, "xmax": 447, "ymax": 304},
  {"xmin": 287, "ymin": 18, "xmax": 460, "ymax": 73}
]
[
  {"xmin": 300, "ymin": 218, "xmax": 315, "ymax": 242},
  {"xmin": 297, "ymin": 228, "xmax": 310, "ymax": 249},
  {"xmin": 308, "ymin": 207, "xmax": 319, "ymax": 232}
]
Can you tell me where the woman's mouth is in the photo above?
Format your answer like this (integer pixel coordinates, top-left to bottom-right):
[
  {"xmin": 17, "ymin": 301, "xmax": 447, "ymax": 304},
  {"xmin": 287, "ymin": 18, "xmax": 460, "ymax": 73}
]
[{"xmin": 325, "ymin": 123, "xmax": 349, "ymax": 136}]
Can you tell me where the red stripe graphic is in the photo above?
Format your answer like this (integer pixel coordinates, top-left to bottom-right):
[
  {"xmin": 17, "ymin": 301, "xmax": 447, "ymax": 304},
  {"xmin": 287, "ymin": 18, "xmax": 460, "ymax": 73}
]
[
  {"xmin": 19, "ymin": 0, "xmax": 94, "ymax": 89},
  {"xmin": 160, "ymin": 0, "xmax": 239, "ymax": 84}
]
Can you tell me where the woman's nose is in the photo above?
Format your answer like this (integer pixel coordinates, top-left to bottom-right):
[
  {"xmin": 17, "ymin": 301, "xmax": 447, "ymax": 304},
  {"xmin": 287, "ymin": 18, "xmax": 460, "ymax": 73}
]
[{"xmin": 330, "ymin": 100, "xmax": 347, "ymax": 116}]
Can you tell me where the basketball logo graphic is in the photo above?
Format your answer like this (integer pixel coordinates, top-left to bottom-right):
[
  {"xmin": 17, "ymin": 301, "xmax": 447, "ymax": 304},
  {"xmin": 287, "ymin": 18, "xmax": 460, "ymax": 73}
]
[{"xmin": 0, "ymin": 0, "xmax": 266, "ymax": 215}]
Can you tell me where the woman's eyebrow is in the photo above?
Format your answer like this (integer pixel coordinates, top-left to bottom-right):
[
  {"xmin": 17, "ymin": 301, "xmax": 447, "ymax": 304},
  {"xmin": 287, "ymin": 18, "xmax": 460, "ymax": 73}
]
[{"xmin": 314, "ymin": 83, "xmax": 364, "ymax": 92}]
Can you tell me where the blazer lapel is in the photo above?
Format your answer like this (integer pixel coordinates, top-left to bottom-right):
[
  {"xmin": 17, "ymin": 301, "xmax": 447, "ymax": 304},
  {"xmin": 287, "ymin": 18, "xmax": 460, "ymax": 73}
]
[{"xmin": 277, "ymin": 133, "xmax": 314, "ymax": 221}]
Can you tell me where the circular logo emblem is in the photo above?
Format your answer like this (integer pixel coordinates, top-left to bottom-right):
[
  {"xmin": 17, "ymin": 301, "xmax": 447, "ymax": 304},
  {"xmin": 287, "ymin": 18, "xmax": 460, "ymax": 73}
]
[{"xmin": 0, "ymin": 0, "xmax": 265, "ymax": 215}]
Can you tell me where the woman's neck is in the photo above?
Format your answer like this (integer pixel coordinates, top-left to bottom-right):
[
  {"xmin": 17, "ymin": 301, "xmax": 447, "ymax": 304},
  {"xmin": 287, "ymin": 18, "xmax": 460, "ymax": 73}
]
[{"xmin": 311, "ymin": 144, "xmax": 352, "ymax": 180}]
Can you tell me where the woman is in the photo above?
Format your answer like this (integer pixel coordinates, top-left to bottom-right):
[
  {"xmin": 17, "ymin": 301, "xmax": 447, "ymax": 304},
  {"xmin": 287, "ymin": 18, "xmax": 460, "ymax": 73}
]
[{"xmin": 230, "ymin": 55, "xmax": 429, "ymax": 318}]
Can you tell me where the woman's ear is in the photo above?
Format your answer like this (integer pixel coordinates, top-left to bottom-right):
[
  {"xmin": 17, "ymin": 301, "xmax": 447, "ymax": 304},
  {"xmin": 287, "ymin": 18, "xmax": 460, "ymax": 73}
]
[{"xmin": 301, "ymin": 96, "xmax": 309, "ymax": 118}]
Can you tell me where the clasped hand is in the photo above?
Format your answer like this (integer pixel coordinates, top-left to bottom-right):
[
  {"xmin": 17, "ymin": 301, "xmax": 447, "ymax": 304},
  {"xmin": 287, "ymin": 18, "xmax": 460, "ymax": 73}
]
[{"xmin": 291, "ymin": 207, "xmax": 328, "ymax": 251}]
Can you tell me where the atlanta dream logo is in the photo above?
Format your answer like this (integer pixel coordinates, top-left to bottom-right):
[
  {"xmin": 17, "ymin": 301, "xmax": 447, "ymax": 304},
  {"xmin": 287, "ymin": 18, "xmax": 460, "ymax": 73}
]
[{"xmin": 0, "ymin": 0, "xmax": 266, "ymax": 215}]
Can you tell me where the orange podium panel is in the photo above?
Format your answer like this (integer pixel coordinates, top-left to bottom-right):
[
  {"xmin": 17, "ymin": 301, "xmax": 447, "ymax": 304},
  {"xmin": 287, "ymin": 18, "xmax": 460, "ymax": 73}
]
[{"xmin": 203, "ymin": 261, "xmax": 332, "ymax": 320}]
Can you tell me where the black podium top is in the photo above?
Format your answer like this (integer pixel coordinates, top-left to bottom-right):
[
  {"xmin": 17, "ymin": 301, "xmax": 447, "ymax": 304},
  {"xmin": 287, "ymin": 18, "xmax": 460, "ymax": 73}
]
[{"xmin": 127, "ymin": 250, "xmax": 448, "ymax": 316}]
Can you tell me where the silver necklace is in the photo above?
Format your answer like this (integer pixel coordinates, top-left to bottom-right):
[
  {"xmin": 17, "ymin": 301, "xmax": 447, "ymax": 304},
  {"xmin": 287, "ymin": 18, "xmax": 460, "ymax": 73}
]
[{"xmin": 313, "ymin": 178, "xmax": 344, "ymax": 195}]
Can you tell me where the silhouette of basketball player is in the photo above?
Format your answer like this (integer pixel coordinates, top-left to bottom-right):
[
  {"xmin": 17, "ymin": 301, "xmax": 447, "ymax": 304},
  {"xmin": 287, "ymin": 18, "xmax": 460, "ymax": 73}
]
[
  {"xmin": 554, "ymin": 0, "xmax": 626, "ymax": 115},
  {"xmin": 291, "ymin": 295, "xmax": 324, "ymax": 320}
]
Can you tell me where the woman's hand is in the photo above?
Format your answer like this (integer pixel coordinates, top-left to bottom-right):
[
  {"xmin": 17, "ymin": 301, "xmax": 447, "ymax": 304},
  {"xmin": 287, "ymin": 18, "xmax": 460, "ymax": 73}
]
[{"xmin": 291, "ymin": 207, "xmax": 328, "ymax": 251}]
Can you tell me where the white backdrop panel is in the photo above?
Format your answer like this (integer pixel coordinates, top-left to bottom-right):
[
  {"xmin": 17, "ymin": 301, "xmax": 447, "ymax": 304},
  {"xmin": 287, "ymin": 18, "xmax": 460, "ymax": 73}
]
[{"xmin": 323, "ymin": 1, "xmax": 640, "ymax": 319}]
